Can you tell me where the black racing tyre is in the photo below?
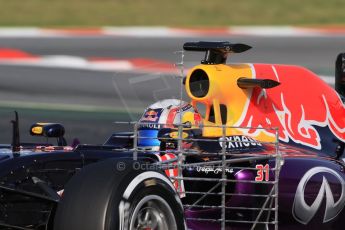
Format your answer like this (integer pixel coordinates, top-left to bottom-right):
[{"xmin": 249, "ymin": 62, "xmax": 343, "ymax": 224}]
[{"xmin": 53, "ymin": 159, "xmax": 185, "ymax": 230}]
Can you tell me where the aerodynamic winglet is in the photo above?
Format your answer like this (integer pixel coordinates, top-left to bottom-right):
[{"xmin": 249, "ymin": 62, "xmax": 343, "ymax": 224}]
[
  {"xmin": 237, "ymin": 78, "xmax": 280, "ymax": 89},
  {"xmin": 183, "ymin": 41, "xmax": 251, "ymax": 64}
]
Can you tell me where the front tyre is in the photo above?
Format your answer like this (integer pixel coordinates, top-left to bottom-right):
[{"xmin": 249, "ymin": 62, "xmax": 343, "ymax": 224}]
[{"xmin": 54, "ymin": 159, "xmax": 185, "ymax": 230}]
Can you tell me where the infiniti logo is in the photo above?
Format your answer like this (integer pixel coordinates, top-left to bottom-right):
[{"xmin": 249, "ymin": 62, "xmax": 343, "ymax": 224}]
[{"xmin": 292, "ymin": 167, "xmax": 345, "ymax": 224}]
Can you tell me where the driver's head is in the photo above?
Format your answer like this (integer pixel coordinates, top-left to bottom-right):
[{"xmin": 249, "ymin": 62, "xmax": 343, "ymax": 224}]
[{"xmin": 137, "ymin": 99, "xmax": 202, "ymax": 150}]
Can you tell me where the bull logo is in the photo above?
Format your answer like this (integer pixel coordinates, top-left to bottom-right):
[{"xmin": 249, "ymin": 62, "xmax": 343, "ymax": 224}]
[
  {"xmin": 140, "ymin": 108, "xmax": 162, "ymax": 123},
  {"xmin": 238, "ymin": 64, "xmax": 345, "ymax": 151},
  {"xmin": 292, "ymin": 167, "xmax": 345, "ymax": 224}
]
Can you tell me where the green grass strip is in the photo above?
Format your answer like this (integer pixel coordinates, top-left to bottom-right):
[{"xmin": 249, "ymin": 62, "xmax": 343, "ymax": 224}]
[{"xmin": 0, "ymin": 0, "xmax": 344, "ymax": 26}]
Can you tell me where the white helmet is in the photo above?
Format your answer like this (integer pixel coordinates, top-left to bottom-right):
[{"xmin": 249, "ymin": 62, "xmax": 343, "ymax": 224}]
[{"xmin": 137, "ymin": 99, "xmax": 202, "ymax": 150}]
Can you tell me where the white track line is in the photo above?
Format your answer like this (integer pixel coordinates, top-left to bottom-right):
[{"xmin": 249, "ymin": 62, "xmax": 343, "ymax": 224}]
[{"xmin": 0, "ymin": 26, "xmax": 343, "ymax": 38}]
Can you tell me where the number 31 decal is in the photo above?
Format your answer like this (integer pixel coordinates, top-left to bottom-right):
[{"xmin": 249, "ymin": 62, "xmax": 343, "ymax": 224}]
[{"xmin": 255, "ymin": 164, "xmax": 270, "ymax": 181}]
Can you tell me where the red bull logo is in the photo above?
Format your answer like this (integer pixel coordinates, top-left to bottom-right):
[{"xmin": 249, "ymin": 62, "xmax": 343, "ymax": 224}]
[
  {"xmin": 146, "ymin": 110, "xmax": 158, "ymax": 116},
  {"xmin": 237, "ymin": 64, "xmax": 345, "ymax": 150},
  {"xmin": 185, "ymin": 62, "xmax": 345, "ymax": 151},
  {"xmin": 141, "ymin": 109, "xmax": 162, "ymax": 122}
]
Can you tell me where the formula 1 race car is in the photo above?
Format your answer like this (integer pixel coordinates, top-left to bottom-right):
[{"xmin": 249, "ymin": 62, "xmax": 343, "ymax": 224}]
[{"xmin": 1, "ymin": 41, "xmax": 345, "ymax": 230}]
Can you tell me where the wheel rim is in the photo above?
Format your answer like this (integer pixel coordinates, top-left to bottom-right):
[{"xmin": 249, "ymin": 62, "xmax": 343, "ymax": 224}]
[{"xmin": 129, "ymin": 194, "xmax": 178, "ymax": 230}]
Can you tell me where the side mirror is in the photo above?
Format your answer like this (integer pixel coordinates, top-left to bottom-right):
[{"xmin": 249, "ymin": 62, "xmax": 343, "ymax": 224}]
[{"xmin": 30, "ymin": 123, "xmax": 66, "ymax": 146}]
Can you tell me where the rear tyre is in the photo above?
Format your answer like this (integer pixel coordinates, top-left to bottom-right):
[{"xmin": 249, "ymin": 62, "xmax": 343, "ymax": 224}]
[{"xmin": 53, "ymin": 159, "xmax": 185, "ymax": 230}]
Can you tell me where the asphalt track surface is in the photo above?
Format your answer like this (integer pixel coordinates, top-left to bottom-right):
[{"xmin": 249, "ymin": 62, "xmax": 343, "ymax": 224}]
[{"xmin": 0, "ymin": 35, "xmax": 344, "ymax": 143}]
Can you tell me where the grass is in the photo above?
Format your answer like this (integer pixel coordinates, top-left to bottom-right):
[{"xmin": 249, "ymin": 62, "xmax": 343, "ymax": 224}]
[{"xmin": 0, "ymin": 0, "xmax": 344, "ymax": 27}]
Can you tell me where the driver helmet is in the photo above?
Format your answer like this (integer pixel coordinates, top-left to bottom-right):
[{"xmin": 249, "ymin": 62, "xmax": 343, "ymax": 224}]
[{"xmin": 137, "ymin": 99, "xmax": 202, "ymax": 150}]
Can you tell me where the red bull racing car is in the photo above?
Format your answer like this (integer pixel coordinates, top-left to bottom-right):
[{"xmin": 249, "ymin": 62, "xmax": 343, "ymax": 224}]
[{"xmin": 1, "ymin": 41, "xmax": 345, "ymax": 230}]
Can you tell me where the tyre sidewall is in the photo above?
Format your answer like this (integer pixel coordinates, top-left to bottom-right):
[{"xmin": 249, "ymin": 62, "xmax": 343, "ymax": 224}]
[
  {"xmin": 54, "ymin": 160, "xmax": 185, "ymax": 230},
  {"xmin": 106, "ymin": 170, "xmax": 185, "ymax": 230}
]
